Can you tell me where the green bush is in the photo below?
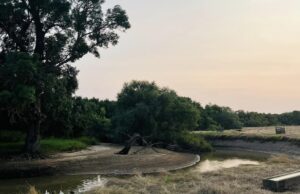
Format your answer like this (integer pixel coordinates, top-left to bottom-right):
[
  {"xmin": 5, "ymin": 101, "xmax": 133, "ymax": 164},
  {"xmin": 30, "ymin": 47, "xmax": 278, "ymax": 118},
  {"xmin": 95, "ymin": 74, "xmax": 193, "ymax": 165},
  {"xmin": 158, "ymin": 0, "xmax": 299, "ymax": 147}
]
[{"xmin": 176, "ymin": 132, "xmax": 212, "ymax": 152}]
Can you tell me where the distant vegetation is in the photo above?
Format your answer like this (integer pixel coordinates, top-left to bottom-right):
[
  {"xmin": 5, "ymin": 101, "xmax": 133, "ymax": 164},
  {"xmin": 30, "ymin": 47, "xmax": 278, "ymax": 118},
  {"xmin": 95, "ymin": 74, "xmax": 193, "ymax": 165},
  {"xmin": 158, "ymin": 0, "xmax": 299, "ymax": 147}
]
[
  {"xmin": 1, "ymin": 79, "xmax": 300, "ymax": 154},
  {"xmin": 1, "ymin": 76, "xmax": 300, "ymax": 155},
  {"xmin": 195, "ymin": 126, "xmax": 300, "ymax": 147},
  {"xmin": 0, "ymin": 0, "xmax": 299, "ymax": 155}
]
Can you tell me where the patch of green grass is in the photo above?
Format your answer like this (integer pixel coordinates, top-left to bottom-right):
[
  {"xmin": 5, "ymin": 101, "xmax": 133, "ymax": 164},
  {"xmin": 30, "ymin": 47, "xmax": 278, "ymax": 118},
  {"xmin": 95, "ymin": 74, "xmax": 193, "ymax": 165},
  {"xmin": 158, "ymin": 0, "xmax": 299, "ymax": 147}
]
[
  {"xmin": 40, "ymin": 138, "xmax": 88, "ymax": 153},
  {"xmin": 0, "ymin": 136, "xmax": 98, "ymax": 155},
  {"xmin": 164, "ymin": 175, "xmax": 173, "ymax": 184}
]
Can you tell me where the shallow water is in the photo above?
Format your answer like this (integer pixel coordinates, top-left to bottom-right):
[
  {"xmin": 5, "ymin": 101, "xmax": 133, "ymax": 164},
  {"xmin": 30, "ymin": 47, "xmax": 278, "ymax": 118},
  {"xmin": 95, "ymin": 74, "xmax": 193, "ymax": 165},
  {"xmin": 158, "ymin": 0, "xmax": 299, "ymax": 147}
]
[
  {"xmin": 0, "ymin": 175, "xmax": 107, "ymax": 194},
  {"xmin": 0, "ymin": 149, "xmax": 267, "ymax": 194}
]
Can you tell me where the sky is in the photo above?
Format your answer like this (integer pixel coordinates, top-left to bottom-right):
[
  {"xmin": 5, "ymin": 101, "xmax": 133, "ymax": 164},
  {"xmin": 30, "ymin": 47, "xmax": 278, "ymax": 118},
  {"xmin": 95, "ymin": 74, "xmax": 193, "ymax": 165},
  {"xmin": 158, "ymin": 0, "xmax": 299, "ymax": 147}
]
[{"xmin": 74, "ymin": 0, "xmax": 300, "ymax": 114}]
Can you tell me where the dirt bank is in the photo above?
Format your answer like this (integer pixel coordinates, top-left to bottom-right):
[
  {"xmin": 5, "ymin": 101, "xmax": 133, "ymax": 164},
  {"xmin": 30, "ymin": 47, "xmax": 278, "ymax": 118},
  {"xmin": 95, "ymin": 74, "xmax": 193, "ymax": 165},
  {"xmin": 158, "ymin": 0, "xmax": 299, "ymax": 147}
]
[
  {"xmin": 0, "ymin": 144, "xmax": 200, "ymax": 178},
  {"xmin": 209, "ymin": 139, "xmax": 300, "ymax": 156}
]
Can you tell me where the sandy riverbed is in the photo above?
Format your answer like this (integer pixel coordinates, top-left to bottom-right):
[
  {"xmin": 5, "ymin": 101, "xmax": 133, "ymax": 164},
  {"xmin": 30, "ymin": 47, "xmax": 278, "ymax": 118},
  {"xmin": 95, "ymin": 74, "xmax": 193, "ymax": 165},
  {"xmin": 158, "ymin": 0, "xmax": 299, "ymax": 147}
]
[{"xmin": 0, "ymin": 144, "xmax": 200, "ymax": 178}]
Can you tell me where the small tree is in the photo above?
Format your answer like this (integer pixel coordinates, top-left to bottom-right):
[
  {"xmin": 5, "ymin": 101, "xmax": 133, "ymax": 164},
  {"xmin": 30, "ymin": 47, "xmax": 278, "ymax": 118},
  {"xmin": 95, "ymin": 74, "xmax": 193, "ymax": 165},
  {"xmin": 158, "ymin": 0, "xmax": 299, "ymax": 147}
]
[{"xmin": 0, "ymin": 0, "xmax": 130, "ymax": 154}]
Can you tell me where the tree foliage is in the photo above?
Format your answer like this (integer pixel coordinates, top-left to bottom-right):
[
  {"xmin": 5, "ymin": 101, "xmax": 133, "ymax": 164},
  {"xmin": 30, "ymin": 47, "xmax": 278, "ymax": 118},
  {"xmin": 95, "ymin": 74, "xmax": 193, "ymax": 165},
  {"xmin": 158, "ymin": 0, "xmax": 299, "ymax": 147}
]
[
  {"xmin": 113, "ymin": 81, "xmax": 201, "ymax": 143},
  {"xmin": 0, "ymin": 0, "xmax": 130, "ymax": 63},
  {"xmin": 0, "ymin": 0, "xmax": 130, "ymax": 153},
  {"xmin": 199, "ymin": 105, "xmax": 242, "ymax": 130},
  {"xmin": 0, "ymin": 53, "xmax": 39, "ymax": 124}
]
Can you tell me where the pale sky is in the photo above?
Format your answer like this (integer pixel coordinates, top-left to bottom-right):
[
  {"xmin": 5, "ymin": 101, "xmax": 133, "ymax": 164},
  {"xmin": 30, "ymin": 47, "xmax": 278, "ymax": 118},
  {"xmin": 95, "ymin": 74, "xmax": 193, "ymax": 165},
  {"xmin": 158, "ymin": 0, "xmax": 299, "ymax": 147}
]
[{"xmin": 74, "ymin": 0, "xmax": 300, "ymax": 113}]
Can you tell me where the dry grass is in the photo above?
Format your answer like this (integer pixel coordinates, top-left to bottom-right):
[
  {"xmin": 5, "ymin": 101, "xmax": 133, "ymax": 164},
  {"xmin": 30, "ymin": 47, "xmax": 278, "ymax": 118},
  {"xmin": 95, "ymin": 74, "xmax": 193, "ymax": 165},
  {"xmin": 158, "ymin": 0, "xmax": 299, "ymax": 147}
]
[
  {"xmin": 27, "ymin": 186, "xmax": 39, "ymax": 194},
  {"xmin": 216, "ymin": 126, "xmax": 300, "ymax": 139},
  {"xmin": 90, "ymin": 155, "xmax": 300, "ymax": 194},
  {"xmin": 239, "ymin": 126, "xmax": 300, "ymax": 139},
  {"xmin": 194, "ymin": 126, "xmax": 300, "ymax": 145}
]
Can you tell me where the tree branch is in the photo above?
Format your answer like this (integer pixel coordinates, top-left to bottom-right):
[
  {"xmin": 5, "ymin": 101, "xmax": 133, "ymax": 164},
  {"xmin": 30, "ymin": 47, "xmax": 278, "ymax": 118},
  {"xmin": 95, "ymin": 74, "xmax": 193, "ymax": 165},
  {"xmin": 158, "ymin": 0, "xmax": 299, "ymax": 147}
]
[
  {"xmin": 0, "ymin": 22, "xmax": 27, "ymax": 52},
  {"xmin": 28, "ymin": 0, "xmax": 45, "ymax": 59}
]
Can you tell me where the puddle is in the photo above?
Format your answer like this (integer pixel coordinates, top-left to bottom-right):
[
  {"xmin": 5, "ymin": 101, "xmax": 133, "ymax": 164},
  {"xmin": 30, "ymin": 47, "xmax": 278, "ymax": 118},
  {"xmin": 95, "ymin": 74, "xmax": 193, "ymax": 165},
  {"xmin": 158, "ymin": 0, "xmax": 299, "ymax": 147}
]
[
  {"xmin": 76, "ymin": 175, "xmax": 107, "ymax": 193},
  {"xmin": 196, "ymin": 159, "xmax": 259, "ymax": 173},
  {"xmin": 0, "ymin": 175, "xmax": 107, "ymax": 194}
]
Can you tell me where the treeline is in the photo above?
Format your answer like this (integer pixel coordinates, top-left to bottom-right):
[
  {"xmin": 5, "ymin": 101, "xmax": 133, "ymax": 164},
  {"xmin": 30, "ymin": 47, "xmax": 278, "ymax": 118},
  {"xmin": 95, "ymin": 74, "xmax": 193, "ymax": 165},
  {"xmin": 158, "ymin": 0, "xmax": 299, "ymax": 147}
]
[
  {"xmin": 200, "ymin": 106, "xmax": 300, "ymax": 130},
  {"xmin": 2, "ymin": 79, "xmax": 299, "ymax": 141},
  {"xmin": 3, "ymin": 80, "xmax": 298, "ymax": 140},
  {"xmin": 0, "ymin": 80, "xmax": 213, "ymax": 152},
  {"xmin": 198, "ymin": 106, "xmax": 300, "ymax": 131},
  {"xmin": 237, "ymin": 111, "xmax": 300, "ymax": 127},
  {"xmin": 1, "ymin": 79, "xmax": 300, "ymax": 153}
]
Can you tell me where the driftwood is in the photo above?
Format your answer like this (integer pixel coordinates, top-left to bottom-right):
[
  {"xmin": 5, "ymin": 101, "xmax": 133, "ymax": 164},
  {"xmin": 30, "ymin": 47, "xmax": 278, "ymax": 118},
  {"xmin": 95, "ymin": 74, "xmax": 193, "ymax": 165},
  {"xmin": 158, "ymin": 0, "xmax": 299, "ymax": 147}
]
[
  {"xmin": 117, "ymin": 133, "xmax": 143, "ymax": 155},
  {"xmin": 116, "ymin": 134, "xmax": 163, "ymax": 155},
  {"xmin": 132, "ymin": 142, "xmax": 163, "ymax": 154}
]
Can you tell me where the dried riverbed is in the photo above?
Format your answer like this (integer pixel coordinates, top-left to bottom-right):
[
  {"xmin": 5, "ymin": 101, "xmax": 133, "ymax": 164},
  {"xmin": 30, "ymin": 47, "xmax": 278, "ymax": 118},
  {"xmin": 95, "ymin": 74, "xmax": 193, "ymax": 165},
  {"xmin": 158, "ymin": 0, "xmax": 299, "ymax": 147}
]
[
  {"xmin": 0, "ymin": 144, "xmax": 200, "ymax": 178},
  {"xmin": 1, "ymin": 144, "xmax": 300, "ymax": 194}
]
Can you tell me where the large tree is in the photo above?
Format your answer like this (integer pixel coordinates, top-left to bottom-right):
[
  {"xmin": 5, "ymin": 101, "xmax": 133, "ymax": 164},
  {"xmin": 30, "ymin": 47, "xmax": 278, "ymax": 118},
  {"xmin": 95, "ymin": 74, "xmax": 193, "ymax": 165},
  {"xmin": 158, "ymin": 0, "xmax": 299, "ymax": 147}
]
[
  {"xmin": 0, "ymin": 0, "xmax": 130, "ymax": 154},
  {"xmin": 113, "ymin": 81, "xmax": 201, "ymax": 143}
]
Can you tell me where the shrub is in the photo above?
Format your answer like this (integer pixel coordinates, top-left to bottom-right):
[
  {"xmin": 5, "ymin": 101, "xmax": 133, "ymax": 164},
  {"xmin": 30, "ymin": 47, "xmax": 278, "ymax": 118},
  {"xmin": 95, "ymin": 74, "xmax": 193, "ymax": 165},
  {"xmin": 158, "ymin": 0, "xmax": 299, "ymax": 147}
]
[{"xmin": 176, "ymin": 132, "xmax": 212, "ymax": 152}]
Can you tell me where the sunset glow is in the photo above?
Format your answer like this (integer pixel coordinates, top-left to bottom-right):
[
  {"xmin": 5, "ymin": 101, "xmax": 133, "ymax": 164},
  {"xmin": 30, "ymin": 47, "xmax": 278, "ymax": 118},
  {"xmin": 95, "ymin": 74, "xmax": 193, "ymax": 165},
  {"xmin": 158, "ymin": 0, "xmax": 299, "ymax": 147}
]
[{"xmin": 75, "ymin": 0, "xmax": 300, "ymax": 113}]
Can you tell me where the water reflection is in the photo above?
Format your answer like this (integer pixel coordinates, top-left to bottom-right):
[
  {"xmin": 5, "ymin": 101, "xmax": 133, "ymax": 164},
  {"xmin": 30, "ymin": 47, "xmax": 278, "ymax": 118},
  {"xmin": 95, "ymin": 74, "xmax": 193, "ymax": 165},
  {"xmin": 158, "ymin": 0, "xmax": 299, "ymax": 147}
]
[
  {"xmin": 0, "ymin": 175, "xmax": 107, "ymax": 194},
  {"xmin": 77, "ymin": 175, "xmax": 107, "ymax": 193},
  {"xmin": 45, "ymin": 175, "xmax": 107, "ymax": 194},
  {"xmin": 197, "ymin": 159, "xmax": 259, "ymax": 173}
]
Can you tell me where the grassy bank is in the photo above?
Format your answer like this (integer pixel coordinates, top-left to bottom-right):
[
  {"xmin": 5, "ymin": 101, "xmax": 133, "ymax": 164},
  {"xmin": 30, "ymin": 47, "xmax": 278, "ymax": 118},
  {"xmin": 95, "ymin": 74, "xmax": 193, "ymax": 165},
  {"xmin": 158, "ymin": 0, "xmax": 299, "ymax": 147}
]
[
  {"xmin": 86, "ymin": 155, "xmax": 299, "ymax": 194},
  {"xmin": 193, "ymin": 126, "xmax": 300, "ymax": 145},
  {"xmin": 40, "ymin": 137, "xmax": 97, "ymax": 153},
  {"xmin": 0, "ymin": 137, "xmax": 98, "ymax": 156},
  {"xmin": 25, "ymin": 155, "xmax": 300, "ymax": 194}
]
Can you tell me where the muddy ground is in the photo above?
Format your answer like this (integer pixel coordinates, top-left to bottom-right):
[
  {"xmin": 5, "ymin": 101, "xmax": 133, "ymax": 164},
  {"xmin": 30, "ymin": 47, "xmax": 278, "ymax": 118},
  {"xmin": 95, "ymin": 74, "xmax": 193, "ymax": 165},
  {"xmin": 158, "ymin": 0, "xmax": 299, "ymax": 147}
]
[{"xmin": 0, "ymin": 144, "xmax": 200, "ymax": 178}]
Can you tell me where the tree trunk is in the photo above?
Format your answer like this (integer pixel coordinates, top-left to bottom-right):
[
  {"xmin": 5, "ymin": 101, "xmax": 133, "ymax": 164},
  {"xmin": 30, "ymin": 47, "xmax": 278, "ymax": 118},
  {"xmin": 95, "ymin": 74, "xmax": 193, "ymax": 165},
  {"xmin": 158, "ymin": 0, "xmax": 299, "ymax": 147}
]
[
  {"xmin": 24, "ymin": 99, "xmax": 43, "ymax": 155},
  {"xmin": 25, "ymin": 121, "xmax": 40, "ymax": 154},
  {"xmin": 117, "ymin": 134, "xmax": 142, "ymax": 155}
]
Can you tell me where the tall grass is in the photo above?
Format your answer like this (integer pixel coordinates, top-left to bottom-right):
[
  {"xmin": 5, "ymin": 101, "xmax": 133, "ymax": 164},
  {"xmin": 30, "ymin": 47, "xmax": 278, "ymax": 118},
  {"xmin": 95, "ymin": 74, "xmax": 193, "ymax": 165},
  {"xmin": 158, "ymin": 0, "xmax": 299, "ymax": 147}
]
[
  {"xmin": 27, "ymin": 186, "xmax": 39, "ymax": 194},
  {"xmin": 91, "ymin": 155, "xmax": 300, "ymax": 194}
]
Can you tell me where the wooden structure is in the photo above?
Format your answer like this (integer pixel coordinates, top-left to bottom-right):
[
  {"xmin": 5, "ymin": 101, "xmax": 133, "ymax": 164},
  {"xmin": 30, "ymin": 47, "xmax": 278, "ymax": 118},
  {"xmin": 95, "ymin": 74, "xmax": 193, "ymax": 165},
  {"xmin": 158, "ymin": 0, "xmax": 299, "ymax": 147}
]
[
  {"xmin": 275, "ymin": 126, "xmax": 286, "ymax": 134},
  {"xmin": 263, "ymin": 170, "xmax": 300, "ymax": 192}
]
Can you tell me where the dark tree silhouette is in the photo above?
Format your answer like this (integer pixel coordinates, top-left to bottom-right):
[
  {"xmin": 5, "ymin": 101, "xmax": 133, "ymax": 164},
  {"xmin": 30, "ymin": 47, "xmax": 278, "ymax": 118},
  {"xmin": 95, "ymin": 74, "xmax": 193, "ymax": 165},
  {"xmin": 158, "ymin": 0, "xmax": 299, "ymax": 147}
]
[{"xmin": 0, "ymin": 0, "xmax": 130, "ymax": 154}]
